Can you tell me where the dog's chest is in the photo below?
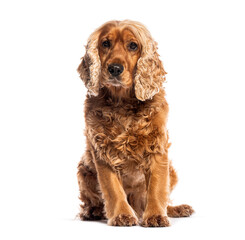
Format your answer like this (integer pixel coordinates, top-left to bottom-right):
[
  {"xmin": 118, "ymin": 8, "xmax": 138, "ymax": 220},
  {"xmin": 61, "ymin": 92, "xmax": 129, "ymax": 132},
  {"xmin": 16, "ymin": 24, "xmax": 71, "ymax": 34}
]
[
  {"xmin": 86, "ymin": 103, "xmax": 164, "ymax": 170},
  {"xmin": 91, "ymin": 106, "xmax": 153, "ymax": 140}
]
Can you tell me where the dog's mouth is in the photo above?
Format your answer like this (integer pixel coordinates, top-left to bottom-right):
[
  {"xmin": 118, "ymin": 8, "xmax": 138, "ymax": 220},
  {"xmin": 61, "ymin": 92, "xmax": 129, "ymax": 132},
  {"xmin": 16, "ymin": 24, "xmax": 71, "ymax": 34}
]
[{"xmin": 106, "ymin": 78, "xmax": 124, "ymax": 87}]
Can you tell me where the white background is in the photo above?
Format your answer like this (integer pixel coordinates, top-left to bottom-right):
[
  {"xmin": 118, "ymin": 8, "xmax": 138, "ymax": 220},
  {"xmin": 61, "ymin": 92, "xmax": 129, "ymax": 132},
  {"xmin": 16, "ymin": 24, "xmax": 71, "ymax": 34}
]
[{"xmin": 0, "ymin": 0, "xmax": 245, "ymax": 239}]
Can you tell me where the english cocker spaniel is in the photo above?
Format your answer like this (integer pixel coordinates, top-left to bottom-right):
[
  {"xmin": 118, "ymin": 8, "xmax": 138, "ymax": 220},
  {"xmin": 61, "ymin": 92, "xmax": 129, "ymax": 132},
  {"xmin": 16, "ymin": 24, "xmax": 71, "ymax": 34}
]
[{"xmin": 77, "ymin": 20, "xmax": 194, "ymax": 227}]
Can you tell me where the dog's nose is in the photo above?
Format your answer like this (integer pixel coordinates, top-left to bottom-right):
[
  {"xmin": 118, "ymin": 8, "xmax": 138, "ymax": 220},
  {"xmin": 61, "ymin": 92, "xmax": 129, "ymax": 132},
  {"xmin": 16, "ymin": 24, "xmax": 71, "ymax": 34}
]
[{"xmin": 108, "ymin": 64, "xmax": 124, "ymax": 77}]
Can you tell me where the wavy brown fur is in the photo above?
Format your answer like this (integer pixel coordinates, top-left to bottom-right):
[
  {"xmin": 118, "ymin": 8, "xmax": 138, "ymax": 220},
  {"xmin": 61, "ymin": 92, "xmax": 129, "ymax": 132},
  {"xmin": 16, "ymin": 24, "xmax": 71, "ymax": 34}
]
[{"xmin": 77, "ymin": 20, "xmax": 194, "ymax": 227}]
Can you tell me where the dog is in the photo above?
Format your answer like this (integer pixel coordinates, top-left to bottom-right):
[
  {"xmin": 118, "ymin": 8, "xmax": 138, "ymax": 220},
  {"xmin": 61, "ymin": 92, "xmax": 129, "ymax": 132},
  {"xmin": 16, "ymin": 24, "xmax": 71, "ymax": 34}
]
[{"xmin": 77, "ymin": 20, "xmax": 194, "ymax": 227}]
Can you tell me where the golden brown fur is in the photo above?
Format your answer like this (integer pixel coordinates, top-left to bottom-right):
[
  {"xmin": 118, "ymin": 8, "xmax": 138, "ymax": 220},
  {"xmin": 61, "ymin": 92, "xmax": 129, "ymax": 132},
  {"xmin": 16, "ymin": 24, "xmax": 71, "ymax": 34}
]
[{"xmin": 77, "ymin": 20, "xmax": 194, "ymax": 227}]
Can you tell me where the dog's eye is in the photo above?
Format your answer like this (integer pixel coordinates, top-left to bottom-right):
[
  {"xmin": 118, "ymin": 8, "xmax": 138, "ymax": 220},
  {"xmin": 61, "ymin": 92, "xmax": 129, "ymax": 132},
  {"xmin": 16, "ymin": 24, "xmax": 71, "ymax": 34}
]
[
  {"xmin": 102, "ymin": 40, "xmax": 111, "ymax": 48},
  {"xmin": 128, "ymin": 42, "xmax": 138, "ymax": 51}
]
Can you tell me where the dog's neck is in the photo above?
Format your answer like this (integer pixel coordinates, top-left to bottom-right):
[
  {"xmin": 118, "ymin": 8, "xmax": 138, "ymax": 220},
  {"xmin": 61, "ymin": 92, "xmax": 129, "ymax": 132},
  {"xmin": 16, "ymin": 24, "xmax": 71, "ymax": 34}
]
[
  {"xmin": 87, "ymin": 86, "xmax": 166, "ymax": 111},
  {"xmin": 98, "ymin": 86, "xmax": 139, "ymax": 104}
]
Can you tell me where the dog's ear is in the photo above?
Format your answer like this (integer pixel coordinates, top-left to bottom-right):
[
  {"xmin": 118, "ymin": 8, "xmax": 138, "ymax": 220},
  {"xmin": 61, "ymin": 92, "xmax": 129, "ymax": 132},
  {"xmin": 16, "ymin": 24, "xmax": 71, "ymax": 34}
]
[
  {"xmin": 77, "ymin": 53, "xmax": 90, "ymax": 86},
  {"xmin": 134, "ymin": 40, "xmax": 166, "ymax": 101},
  {"xmin": 77, "ymin": 33, "xmax": 101, "ymax": 96}
]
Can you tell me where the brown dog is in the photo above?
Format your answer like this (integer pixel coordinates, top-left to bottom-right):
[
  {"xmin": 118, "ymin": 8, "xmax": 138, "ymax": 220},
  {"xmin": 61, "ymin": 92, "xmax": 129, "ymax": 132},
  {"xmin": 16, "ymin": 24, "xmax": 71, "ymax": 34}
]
[{"xmin": 77, "ymin": 20, "xmax": 194, "ymax": 227}]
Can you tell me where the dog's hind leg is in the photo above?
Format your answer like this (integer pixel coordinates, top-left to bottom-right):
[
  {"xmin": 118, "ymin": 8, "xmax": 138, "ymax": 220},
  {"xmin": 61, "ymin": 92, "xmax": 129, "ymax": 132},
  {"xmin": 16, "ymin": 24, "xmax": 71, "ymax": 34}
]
[
  {"xmin": 167, "ymin": 204, "xmax": 194, "ymax": 217},
  {"xmin": 167, "ymin": 163, "xmax": 194, "ymax": 217},
  {"xmin": 169, "ymin": 161, "xmax": 178, "ymax": 192},
  {"xmin": 77, "ymin": 152, "xmax": 105, "ymax": 220}
]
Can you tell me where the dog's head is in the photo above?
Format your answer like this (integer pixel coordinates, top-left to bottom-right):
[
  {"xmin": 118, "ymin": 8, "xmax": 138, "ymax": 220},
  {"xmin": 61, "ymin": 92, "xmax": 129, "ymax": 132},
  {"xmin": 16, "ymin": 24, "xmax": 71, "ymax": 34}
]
[{"xmin": 78, "ymin": 20, "xmax": 166, "ymax": 101}]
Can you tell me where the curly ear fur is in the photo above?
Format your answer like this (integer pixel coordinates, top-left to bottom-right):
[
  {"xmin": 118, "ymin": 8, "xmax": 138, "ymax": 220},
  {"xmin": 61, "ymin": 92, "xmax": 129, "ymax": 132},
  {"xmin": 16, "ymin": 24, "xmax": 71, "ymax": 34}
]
[
  {"xmin": 134, "ymin": 40, "xmax": 166, "ymax": 101},
  {"xmin": 77, "ymin": 32, "xmax": 101, "ymax": 96},
  {"xmin": 131, "ymin": 31, "xmax": 166, "ymax": 101}
]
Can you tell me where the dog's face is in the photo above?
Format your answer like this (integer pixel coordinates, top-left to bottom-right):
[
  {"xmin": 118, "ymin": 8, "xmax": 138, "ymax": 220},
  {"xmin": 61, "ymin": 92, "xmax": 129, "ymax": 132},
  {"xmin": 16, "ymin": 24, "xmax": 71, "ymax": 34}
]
[
  {"xmin": 98, "ymin": 26, "xmax": 141, "ymax": 92},
  {"xmin": 78, "ymin": 20, "xmax": 166, "ymax": 101}
]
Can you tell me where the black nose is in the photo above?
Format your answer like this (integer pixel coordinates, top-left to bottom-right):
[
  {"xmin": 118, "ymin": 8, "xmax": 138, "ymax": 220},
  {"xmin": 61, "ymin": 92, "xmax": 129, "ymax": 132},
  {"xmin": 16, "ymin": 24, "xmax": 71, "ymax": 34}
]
[{"xmin": 108, "ymin": 64, "xmax": 124, "ymax": 77}]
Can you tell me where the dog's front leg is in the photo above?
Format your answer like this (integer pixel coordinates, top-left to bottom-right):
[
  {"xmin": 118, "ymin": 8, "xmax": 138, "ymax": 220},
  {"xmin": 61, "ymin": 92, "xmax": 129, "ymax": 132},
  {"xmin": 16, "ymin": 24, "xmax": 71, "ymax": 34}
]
[
  {"xmin": 142, "ymin": 153, "xmax": 171, "ymax": 227},
  {"xmin": 95, "ymin": 160, "xmax": 138, "ymax": 226}
]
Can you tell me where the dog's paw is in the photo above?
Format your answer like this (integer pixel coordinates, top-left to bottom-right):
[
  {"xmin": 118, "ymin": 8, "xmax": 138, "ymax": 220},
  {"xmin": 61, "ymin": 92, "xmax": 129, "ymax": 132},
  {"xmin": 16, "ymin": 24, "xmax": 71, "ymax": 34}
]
[
  {"xmin": 79, "ymin": 205, "xmax": 106, "ymax": 221},
  {"xmin": 108, "ymin": 214, "xmax": 138, "ymax": 226},
  {"xmin": 167, "ymin": 204, "xmax": 194, "ymax": 218},
  {"xmin": 142, "ymin": 215, "xmax": 170, "ymax": 227}
]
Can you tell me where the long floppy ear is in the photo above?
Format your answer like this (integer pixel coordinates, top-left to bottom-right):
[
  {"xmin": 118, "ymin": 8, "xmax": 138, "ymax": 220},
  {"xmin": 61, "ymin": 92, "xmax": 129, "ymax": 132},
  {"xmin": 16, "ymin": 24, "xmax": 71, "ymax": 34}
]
[
  {"xmin": 77, "ymin": 32, "xmax": 101, "ymax": 96},
  {"xmin": 134, "ymin": 40, "xmax": 167, "ymax": 101}
]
